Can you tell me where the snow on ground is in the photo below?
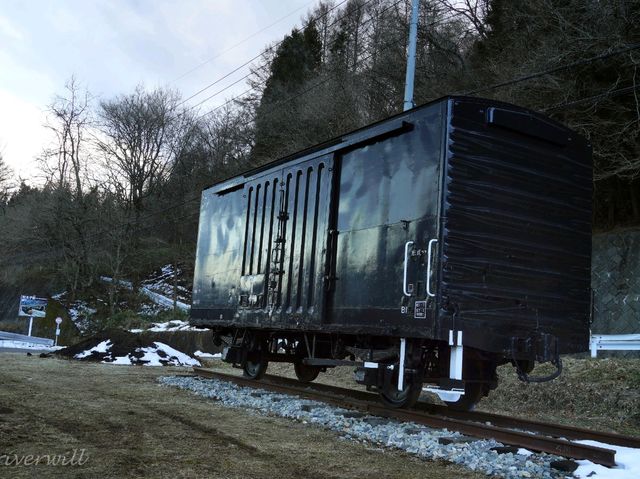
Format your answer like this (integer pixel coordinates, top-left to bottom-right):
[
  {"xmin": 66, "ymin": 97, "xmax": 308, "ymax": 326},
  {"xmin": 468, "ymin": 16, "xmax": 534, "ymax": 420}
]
[
  {"xmin": 574, "ymin": 441, "xmax": 640, "ymax": 479},
  {"xmin": 0, "ymin": 340, "xmax": 63, "ymax": 351},
  {"xmin": 145, "ymin": 320, "xmax": 207, "ymax": 332},
  {"xmin": 100, "ymin": 275, "xmax": 191, "ymax": 313},
  {"xmin": 138, "ymin": 301, "xmax": 167, "ymax": 316},
  {"xmin": 66, "ymin": 300, "xmax": 97, "ymax": 333},
  {"xmin": 141, "ymin": 264, "xmax": 192, "ymax": 304},
  {"xmin": 74, "ymin": 340, "xmax": 112, "ymax": 359},
  {"xmin": 132, "ymin": 343, "xmax": 200, "ymax": 367},
  {"xmin": 52, "ymin": 291, "xmax": 97, "ymax": 334},
  {"xmin": 71, "ymin": 339, "xmax": 200, "ymax": 367},
  {"xmin": 141, "ymin": 286, "xmax": 190, "ymax": 312},
  {"xmin": 194, "ymin": 351, "xmax": 221, "ymax": 359},
  {"xmin": 100, "ymin": 276, "xmax": 133, "ymax": 289}
]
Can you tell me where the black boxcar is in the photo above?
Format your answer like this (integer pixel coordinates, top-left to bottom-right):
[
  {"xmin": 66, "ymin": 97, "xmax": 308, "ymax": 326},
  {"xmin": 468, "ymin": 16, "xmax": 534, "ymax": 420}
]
[{"xmin": 191, "ymin": 96, "xmax": 592, "ymax": 409}]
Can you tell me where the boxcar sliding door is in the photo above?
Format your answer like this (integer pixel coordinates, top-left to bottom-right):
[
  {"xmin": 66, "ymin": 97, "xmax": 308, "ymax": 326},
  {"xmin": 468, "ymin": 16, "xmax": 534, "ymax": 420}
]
[
  {"xmin": 238, "ymin": 154, "xmax": 334, "ymax": 329},
  {"xmin": 324, "ymin": 108, "xmax": 444, "ymax": 338}
]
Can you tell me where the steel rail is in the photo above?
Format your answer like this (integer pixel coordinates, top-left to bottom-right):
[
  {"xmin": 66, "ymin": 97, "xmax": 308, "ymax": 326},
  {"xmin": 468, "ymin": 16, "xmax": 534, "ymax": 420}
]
[{"xmin": 192, "ymin": 368, "xmax": 625, "ymax": 466}]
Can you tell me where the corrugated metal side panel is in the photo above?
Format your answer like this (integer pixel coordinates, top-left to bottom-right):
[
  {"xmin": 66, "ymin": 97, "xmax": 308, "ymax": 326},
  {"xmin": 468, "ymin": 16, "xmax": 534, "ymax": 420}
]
[
  {"xmin": 234, "ymin": 156, "xmax": 331, "ymax": 321},
  {"xmin": 276, "ymin": 161, "xmax": 329, "ymax": 315},
  {"xmin": 441, "ymin": 99, "xmax": 592, "ymax": 354}
]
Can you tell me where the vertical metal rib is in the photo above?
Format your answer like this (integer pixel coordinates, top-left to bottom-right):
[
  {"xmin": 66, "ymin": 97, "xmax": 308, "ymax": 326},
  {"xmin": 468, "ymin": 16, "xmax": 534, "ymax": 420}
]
[
  {"xmin": 241, "ymin": 186, "xmax": 253, "ymax": 275},
  {"xmin": 307, "ymin": 163, "xmax": 324, "ymax": 308}
]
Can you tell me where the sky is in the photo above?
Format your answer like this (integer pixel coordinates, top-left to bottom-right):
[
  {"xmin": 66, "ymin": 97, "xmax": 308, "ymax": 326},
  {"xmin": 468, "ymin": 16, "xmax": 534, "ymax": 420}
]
[{"xmin": 0, "ymin": 0, "xmax": 314, "ymax": 180}]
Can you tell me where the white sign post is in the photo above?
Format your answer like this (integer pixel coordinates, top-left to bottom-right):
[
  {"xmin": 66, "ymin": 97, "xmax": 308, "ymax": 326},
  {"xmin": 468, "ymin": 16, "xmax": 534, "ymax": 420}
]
[
  {"xmin": 28, "ymin": 316, "xmax": 34, "ymax": 337},
  {"xmin": 54, "ymin": 317, "xmax": 62, "ymax": 346}
]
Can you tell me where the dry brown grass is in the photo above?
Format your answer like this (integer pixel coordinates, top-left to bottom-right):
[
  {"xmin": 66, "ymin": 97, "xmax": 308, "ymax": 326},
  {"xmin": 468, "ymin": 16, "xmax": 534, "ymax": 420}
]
[
  {"xmin": 478, "ymin": 357, "xmax": 640, "ymax": 437},
  {"xmin": 0, "ymin": 353, "xmax": 483, "ymax": 479}
]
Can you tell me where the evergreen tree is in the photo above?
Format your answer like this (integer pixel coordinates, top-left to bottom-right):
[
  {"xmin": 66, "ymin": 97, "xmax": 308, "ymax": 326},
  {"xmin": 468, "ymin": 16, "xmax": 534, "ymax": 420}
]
[{"xmin": 252, "ymin": 22, "xmax": 323, "ymax": 164}]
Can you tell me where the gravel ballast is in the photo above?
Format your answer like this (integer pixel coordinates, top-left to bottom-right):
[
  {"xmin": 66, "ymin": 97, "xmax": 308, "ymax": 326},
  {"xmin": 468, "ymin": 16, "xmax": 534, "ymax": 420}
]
[{"xmin": 159, "ymin": 375, "xmax": 568, "ymax": 479}]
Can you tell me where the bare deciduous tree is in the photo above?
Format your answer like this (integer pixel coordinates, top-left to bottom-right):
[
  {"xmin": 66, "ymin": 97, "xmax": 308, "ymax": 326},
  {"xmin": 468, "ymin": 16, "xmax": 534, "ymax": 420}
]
[
  {"xmin": 39, "ymin": 77, "xmax": 92, "ymax": 198},
  {"xmin": 95, "ymin": 86, "xmax": 183, "ymax": 215},
  {"xmin": 0, "ymin": 152, "xmax": 12, "ymax": 206}
]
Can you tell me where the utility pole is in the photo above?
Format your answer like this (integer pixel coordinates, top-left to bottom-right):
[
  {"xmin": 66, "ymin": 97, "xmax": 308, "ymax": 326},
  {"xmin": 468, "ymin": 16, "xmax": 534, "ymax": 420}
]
[{"xmin": 403, "ymin": 0, "xmax": 420, "ymax": 111}]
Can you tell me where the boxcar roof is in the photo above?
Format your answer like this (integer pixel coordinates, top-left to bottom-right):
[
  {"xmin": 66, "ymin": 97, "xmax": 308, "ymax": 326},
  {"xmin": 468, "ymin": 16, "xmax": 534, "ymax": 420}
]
[{"xmin": 203, "ymin": 95, "xmax": 580, "ymax": 194}]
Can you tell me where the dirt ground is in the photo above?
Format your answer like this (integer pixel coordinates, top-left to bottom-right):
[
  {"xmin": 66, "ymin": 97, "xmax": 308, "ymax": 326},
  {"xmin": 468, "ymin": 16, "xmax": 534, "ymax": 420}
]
[{"xmin": 0, "ymin": 353, "xmax": 484, "ymax": 479}]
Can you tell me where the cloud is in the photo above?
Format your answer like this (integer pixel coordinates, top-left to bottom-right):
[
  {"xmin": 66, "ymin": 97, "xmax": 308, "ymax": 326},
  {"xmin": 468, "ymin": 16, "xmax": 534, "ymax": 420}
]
[
  {"xmin": 0, "ymin": 0, "xmax": 311, "ymax": 181},
  {"xmin": 0, "ymin": 14, "xmax": 24, "ymax": 41},
  {"xmin": 0, "ymin": 89, "xmax": 52, "ymax": 180}
]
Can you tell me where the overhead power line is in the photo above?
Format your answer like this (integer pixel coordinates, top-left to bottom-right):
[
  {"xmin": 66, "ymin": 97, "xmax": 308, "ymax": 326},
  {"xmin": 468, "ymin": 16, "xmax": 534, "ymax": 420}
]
[
  {"xmin": 461, "ymin": 42, "xmax": 640, "ymax": 96},
  {"xmin": 176, "ymin": 0, "xmax": 354, "ymax": 109},
  {"xmin": 171, "ymin": 0, "xmax": 318, "ymax": 84},
  {"xmin": 544, "ymin": 84, "xmax": 640, "ymax": 112},
  {"xmin": 193, "ymin": 0, "xmax": 462, "ymax": 122}
]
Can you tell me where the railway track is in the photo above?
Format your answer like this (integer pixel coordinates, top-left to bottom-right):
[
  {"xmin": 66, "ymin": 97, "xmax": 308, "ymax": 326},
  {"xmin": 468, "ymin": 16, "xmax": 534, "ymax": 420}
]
[{"xmin": 192, "ymin": 367, "xmax": 640, "ymax": 467}]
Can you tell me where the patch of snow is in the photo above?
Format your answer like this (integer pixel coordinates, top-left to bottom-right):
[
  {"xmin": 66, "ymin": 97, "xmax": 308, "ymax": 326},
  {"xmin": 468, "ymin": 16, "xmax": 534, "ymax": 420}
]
[
  {"xmin": 110, "ymin": 355, "xmax": 132, "ymax": 365},
  {"xmin": 103, "ymin": 342, "xmax": 199, "ymax": 367},
  {"xmin": 194, "ymin": 351, "xmax": 221, "ymax": 359},
  {"xmin": 150, "ymin": 342, "xmax": 200, "ymax": 367},
  {"xmin": 66, "ymin": 301, "xmax": 97, "ymax": 334},
  {"xmin": 148, "ymin": 320, "xmax": 206, "ymax": 332},
  {"xmin": 141, "ymin": 264, "xmax": 192, "ymax": 305},
  {"xmin": 134, "ymin": 348, "xmax": 166, "ymax": 366},
  {"xmin": 74, "ymin": 340, "xmax": 112, "ymax": 359},
  {"xmin": 574, "ymin": 440, "xmax": 640, "ymax": 479},
  {"xmin": 129, "ymin": 329, "xmax": 144, "ymax": 334},
  {"xmin": 0, "ymin": 340, "xmax": 62, "ymax": 351},
  {"xmin": 517, "ymin": 448, "xmax": 533, "ymax": 456},
  {"xmin": 138, "ymin": 301, "xmax": 169, "ymax": 316},
  {"xmin": 100, "ymin": 276, "xmax": 133, "ymax": 289},
  {"xmin": 141, "ymin": 286, "xmax": 190, "ymax": 312}
]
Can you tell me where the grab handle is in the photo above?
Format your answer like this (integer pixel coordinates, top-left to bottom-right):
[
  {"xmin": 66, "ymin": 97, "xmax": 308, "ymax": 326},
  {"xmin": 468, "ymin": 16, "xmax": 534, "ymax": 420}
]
[
  {"xmin": 426, "ymin": 238, "xmax": 438, "ymax": 297},
  {"xmin": 403, "ymin": 241, "xmax": 414, "ymax": 297}
]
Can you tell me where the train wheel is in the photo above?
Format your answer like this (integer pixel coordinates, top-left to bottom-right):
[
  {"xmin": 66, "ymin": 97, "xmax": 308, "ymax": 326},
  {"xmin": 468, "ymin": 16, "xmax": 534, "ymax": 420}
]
[
  {"xmin": 443, "ymin": 383, "xmax": 487, "ymax": 411},
  {"xmin": 293, "ymin": 363, "xmax": 321, "ymax": 383},
  {"xmin": 379, "ymin": 380, "xmax": 422, "ymax": 408},
  {"xmin": 243, "ymin": 356, "xmax": 268, "ymax": 379},
  {"xmin": 242, "ymin": 333, "xmax": 269, "ymax": 379},
  {"xmin": 444, "ymin": 359, "xmax": 496, "ymax": 411}
]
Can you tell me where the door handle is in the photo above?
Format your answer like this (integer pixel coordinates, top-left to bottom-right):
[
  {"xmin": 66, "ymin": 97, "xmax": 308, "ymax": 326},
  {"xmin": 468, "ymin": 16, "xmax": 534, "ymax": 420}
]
[
  {"xmin": 403, "ymin": 241, "xmax": 414, "ymax": 297},
  {"xmin": 426, "ymin": 238, "xmax": 438, "ymax": 297}
]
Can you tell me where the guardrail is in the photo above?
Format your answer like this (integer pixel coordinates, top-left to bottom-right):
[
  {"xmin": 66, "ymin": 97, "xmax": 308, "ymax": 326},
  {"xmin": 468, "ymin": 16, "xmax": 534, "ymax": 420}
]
[
  {"xmin": 0, "ymin": 331, "xmax": 54, "ymax": 346},
  {"xmin": 590, "ymin": 334, "xmax": 640, "ymax": 358}
]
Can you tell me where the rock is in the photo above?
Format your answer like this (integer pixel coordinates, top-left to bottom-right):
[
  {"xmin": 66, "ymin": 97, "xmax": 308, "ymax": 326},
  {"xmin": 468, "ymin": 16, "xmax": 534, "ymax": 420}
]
[
  {"xmin": 341, "ymin": 411, "xmax": 365, "ymax": 418},
  {"xmin": 550, "ymin": 459, "xmax": 579, "ymax": 473},
  {"xmin": 438, "ymin": 436, "xmax": 477, "ymax": 445},
  {"xmin": 491, "ymin": 446, "xmax": 519, "ymax": 454},
  {"xmin": 301, "ymin": 404, "xmax": 322, "ymax": 412},
  {"xmin": 362, "ymin": 417, "xmax": 388, "ymax": 426}
]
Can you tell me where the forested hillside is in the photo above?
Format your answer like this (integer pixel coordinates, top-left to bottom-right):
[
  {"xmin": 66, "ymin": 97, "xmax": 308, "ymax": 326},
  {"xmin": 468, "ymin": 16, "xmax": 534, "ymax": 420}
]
[{"xmin": 0, "ymin": 0, "xmax": 638, "ymax": 320}]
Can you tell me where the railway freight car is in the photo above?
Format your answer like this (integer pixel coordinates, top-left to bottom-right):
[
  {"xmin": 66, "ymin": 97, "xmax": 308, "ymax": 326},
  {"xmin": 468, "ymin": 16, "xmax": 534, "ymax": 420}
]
[{"xmin": 190, "ymin": 96, "xmax": 592, "ymax": 410}]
